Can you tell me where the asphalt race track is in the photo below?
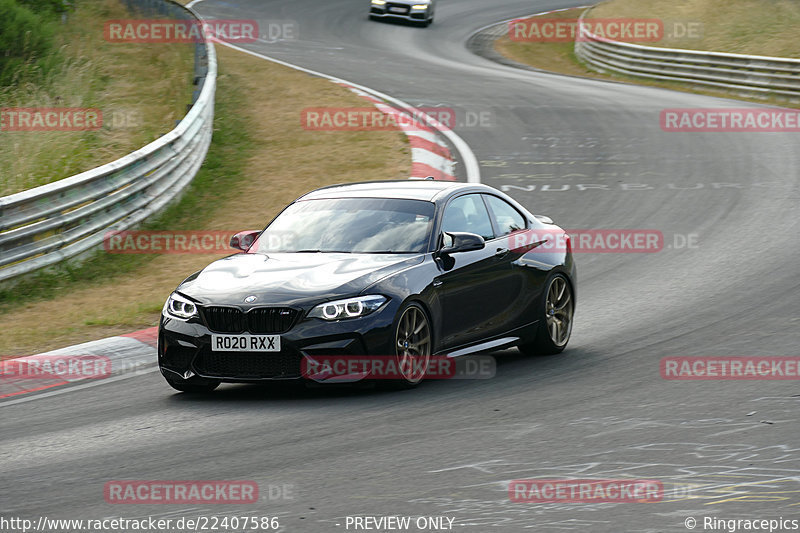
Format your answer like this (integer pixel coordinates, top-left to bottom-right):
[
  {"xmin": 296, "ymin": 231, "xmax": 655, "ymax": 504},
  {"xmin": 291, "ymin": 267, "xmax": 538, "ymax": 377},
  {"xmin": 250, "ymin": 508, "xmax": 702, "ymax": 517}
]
[{"xmin": 2, "ymin": 1, "xmax": 799, "ymax": 531}]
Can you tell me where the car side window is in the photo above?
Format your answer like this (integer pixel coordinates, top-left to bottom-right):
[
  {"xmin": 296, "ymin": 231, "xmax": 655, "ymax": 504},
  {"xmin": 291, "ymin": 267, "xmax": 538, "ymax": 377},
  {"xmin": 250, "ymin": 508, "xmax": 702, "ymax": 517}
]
[
  {"xmin": 484, "ymin": 195, "xmax": 527, "ymax": 237},
  {"xmin": 441, "ymin": 194, "xmax": 495, "ymax": 242}
]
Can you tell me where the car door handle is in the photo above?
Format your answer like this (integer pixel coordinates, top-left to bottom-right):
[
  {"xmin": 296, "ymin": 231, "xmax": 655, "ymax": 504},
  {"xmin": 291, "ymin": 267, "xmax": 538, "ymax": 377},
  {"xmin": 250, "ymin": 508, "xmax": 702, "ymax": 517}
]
[
  {"xmin": 433, "ymin": 279, "xmax": 443, "ymax": 287},
  {"xmin": 495, "ymin": 247, "xmax": 509, "ymax": 257}
]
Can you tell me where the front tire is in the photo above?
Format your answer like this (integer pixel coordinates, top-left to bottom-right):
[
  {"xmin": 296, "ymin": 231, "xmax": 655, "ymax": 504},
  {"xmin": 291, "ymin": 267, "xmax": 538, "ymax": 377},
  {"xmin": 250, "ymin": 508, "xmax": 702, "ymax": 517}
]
[
  {"xmin": 387, "ymin": 302, "xmax": 432, "ymax": 388},
  {"xmin": 519, "ymin": 273, "xmax": 574, "ymax": 356}
]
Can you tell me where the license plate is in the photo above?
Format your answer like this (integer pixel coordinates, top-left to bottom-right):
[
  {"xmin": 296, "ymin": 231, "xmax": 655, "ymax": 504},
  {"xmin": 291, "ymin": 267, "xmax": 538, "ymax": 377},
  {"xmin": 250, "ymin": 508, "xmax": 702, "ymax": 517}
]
[
  {"xmin": 389, "ymin": 6, "xmax": 407, "ymax": 13},
  {"xmin": 211, "ymin": 334, "xmax": 280, "ymax": 352}
]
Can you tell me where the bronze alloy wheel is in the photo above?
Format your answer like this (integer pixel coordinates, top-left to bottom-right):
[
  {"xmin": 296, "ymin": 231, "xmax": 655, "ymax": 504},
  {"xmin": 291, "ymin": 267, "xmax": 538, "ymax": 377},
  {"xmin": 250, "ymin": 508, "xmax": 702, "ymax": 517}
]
[
  {"xmin": 519, "ymin": 273, "xmax": 574, "ymax": 356},
  {"xmin": 394, "ymin": 304, "xmax": 432, "ymax": 385},
  {"xmin": 545, "ymin": 275, "xmax": 573, "ymax": 348}
]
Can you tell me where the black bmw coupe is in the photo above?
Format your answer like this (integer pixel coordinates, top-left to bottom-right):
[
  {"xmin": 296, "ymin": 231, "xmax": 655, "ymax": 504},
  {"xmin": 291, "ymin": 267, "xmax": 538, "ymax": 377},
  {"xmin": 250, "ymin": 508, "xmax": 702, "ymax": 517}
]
[{"xmin": 158, "ymin": 180, "xmax": 576, "ymax": 392}]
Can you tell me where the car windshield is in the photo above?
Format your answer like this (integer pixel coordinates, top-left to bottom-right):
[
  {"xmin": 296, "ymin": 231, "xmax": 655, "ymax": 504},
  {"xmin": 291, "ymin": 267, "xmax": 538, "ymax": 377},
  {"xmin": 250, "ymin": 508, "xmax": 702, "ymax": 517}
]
[{"xmin": 251, "ymin": 197, "xmax": 435, "ymax": 254}]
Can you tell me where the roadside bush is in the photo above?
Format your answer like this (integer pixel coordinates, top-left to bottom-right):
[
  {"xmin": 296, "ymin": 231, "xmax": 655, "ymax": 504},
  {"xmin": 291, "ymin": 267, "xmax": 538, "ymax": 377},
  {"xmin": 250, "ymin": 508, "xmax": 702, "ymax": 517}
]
[{"xmin": 0, "ymin": 0, "xmax": 58, "ymax": 86}]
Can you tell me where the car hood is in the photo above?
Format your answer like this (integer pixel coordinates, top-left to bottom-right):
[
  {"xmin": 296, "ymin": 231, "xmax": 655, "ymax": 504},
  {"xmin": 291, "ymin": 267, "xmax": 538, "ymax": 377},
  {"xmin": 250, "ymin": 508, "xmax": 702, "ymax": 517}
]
[{"xmin": 176, "ymin": 252, "xmax": 424, "ymax": 306}]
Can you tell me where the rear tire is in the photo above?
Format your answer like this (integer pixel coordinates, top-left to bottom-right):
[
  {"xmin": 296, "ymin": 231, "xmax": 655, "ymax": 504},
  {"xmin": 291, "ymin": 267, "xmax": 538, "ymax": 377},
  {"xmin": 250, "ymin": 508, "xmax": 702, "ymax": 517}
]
[{"xmin": 519, "ymin": 273, "xmax": 574, "ymax": 356}]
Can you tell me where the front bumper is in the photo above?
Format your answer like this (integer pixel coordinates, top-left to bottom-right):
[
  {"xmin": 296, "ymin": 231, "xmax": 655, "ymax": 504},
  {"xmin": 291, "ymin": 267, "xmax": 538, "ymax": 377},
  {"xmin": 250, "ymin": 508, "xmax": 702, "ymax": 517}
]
[
  {"xmin": 158, "ymin": 303, "xmax": 397, "ymax": 384},
  {"xmin": 370, "ymin": 3, "xmax": 430, "ymax": 21}
]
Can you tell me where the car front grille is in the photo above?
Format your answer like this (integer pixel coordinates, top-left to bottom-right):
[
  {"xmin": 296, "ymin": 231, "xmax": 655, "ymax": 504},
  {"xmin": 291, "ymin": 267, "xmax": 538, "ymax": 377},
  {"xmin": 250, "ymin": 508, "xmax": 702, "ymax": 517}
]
[
  {"xmin": 202, "ymin": 306, "xmax": 245, "ymax": 333},
  {"xmin": 248, "ymin": 307, "xmax": 299, "ymax": 334},
  {"xmin": 194, "ymin": 349, "xmax": 303, "ymax": 379},
  {"xmin": 201, "ymin": 306, "xmax": 299, "ymax": 334},
  {"xmin": 386, "ymin": 3, "xmax": 410, "ymax": 14}
]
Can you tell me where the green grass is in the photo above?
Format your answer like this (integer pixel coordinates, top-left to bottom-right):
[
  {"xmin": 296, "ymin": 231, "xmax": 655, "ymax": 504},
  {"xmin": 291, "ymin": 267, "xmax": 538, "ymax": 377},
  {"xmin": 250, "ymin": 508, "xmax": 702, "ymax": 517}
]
[
  {"xmin": 589, "ymin": 0, "xmax": 800, "ymax": 58},
  {"xmin": 0, "ymin": 0, "xmax": 194, "ymax": 196},
  {"xmin": 0, "ymin": 71, "xmax": 252, "ymax": 311},
  {"xmin": 83, "ymin": 302, "xmax": 164, "ymax": 326},
  {"xmin": 495, "ymin": 6, "xmax": 800, "ymax": 110}
]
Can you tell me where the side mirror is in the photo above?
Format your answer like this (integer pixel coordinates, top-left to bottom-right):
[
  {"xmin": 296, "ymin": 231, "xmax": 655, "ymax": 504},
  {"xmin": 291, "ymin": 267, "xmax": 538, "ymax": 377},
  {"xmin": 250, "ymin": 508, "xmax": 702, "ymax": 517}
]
[
  {"xmin": 229, "ymin": 230, "xmax": 260, "ymax": 251},
  {"xmin": 534, "ymin": 214, "xmax": 554, "ymax": 225},
  {"xmin": 439, "ymin": 231, "xmax": 485, "ymax": 255}
]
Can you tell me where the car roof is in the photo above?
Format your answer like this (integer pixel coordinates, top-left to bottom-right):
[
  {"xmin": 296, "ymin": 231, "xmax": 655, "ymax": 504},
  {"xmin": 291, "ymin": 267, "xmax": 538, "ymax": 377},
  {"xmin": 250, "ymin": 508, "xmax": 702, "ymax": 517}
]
[{"xmin": 298, "ymin": 180, "xmax": 489, "ymax": 202}]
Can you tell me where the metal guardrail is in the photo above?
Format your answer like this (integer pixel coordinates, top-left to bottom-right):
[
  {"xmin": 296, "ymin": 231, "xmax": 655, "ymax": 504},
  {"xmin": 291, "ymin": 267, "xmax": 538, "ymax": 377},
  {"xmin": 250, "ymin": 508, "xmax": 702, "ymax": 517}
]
[
  {"xmin": 574, "ymin": 10, "xmax": 800, "ymax": 99},
  {"xmin": 0, "ymin": 0, "xmax": 216, "ymax": 283}
]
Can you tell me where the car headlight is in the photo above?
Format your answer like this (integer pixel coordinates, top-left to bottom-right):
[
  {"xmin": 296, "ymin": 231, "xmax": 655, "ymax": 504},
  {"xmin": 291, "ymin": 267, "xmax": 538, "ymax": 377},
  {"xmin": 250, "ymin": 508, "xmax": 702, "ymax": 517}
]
[
  {"xmin": 371, "ymin": 0, "xmax": 386, "ymax": 5},
  {"xmin": 164, "ymin": 292, "xmax": 199, "ymax": 320},
  {"xmin": 412, "ymin": 4, "xmax": 428, "ymax": 9},
  {"xmin": 308, "ymin": 295, "xmax": 387, "ymax": 321}
]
